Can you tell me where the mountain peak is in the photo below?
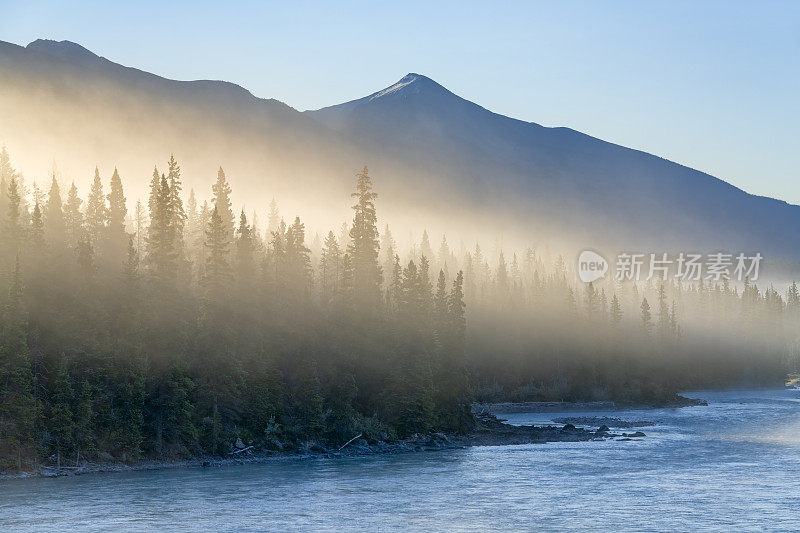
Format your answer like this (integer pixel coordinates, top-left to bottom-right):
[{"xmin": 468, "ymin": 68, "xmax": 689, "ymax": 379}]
[
  {"xmin": 368, "ymin": 73, "xmax": 447, "ymax": 102},
  {"xmin": 26, "ymin": 39, "xmax": 101, "ymax": 65}
]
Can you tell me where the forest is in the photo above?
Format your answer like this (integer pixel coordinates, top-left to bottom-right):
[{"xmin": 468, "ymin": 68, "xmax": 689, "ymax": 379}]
[{"xmin": 0, "ymin": 147, "xmax": 794, "ymax": 471}]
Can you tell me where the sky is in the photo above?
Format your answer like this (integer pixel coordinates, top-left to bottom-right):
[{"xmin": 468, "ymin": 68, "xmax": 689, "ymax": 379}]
[{"xmin": 1, "ymin": 0, "xmax": 799, "ymax": 203}]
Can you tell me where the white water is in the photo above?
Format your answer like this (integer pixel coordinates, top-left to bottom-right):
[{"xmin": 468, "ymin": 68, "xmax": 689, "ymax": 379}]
[{"xmin": 3, "ymin": 389, "xmax": 800, "ymax": 532}]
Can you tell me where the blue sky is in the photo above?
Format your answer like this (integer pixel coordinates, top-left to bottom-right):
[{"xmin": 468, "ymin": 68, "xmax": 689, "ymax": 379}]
[{"xmin": 2, "ymin": 0, "xmax": 798, "ymax": 202}]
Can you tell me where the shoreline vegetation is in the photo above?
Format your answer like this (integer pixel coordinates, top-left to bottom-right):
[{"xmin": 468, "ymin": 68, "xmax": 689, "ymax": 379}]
[
  {"xmin": 0, "ymin": 147, "xmax": 790, "ymax": 477},
  {"xmin": 2, "ymin": 401, "xmax": 682, "ymax": 481}
]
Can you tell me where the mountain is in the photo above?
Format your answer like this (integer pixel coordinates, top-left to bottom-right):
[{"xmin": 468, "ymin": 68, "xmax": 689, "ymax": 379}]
[
  {"xmin": 0, "ymin": 39, "xmax": 360, "ymax": 223},
  {"xmin": 309, "ymin": 73, "xmax": 800, "ymax": 259},
  {"xmin": 1, "ymin": 39, "xmax": 799, "ymax": 263}
]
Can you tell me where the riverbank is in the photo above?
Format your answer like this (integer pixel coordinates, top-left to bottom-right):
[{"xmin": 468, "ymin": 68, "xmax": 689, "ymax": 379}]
[
  {"xmin": 0, "ymin": 411, "xmax": 643, "ymax": 481},
  {"xmin": 475, "ymin": 394, "xmax": 707, "ymax": 415}
]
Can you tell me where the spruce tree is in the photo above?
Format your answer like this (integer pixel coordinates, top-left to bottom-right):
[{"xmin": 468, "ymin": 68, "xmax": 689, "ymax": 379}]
[
  {"xmin": 47, "ymin": 356, "xmax": 75, "ymax": 468},
  {"xmin": 610, "ymin": 294, "xmax": 622, "ymax": 328},
  {"xmin": 28, "ymin": 202, "xmax": 45, "ymax": 251},
  {"xmin": 212, "ymin": 167, "xmax": 235, "ymax": 248},
  {"xmin": 85, "ymin": 167, "xmax": 107, "ymax": 246},
  {"xmin": 434, "ymin": 269, "xmax": 448, "ymax": 333},
  {"xmin": 319, "ymin": 231, "xmax": 341, "ymax": 304},
  {"xmin": 146, "ymin": 174, "xmax": 178, "ymax": 286},
  {"xmin": 44, "ymin": 176, "xmax": 66, "ymax": 250},
  {"xmin": 166, "ymin": 155, "xmax": 186, "ymax": 269},
  {"xmin": 203, "ymin": 206, "xmax": 232, "ymax": 299},
  {"xmin": 0, "ymin": 146, "xmax": 14, "ymax": 222},
  {"xmin": 3, "ymin": 175, "xmax": 22, "ymax": 254},
  {"xmin": 106, "ymin": 167, "xmax": 128, "ymax": 263},
  {"xmin": 641, "ymin": 297, "xmax": 652, "ymax": 336},
  {"xmin": 0, "ymin": 256, "xmax": 35, "ymax": 469},
  {"xmin": 235, "ymin": 209, "xmax": 255, "ymax": 286},
  {"xmin": 267, "ymin": 197, "xmax": 280, "ymax": 235},
  {"xmin": 347, "ymin": 167, "xmax": 382, "ymax": 312},
  {"xmin": 64, "ymin": 182, "xmax": 84, "ymax": 249}
]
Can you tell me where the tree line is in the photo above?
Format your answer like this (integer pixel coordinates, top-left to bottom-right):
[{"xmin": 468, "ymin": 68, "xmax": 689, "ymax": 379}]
[
  {"xmin": 0, "ymin": 145, "xmax": 795, "ymax": 472},
  {"xmin": 0, "ymin": 148, "xmax": 468, "ymax": 471}
]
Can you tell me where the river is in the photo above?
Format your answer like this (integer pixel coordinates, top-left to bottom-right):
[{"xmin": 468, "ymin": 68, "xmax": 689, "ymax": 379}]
[{"xmin": 2, "ymin": 389, "xmax": 800, "ymax": 531}]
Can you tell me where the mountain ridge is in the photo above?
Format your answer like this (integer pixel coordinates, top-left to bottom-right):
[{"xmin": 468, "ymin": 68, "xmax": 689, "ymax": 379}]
[{"xmin": 1, "ymin": 39, "xmax": 798, "ymax": 261}]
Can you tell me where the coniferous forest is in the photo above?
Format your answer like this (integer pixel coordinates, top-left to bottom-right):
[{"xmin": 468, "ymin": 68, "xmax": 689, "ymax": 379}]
[{"xmin": 0, "ymin": 147, "xmax": 794, "ymax": 471}]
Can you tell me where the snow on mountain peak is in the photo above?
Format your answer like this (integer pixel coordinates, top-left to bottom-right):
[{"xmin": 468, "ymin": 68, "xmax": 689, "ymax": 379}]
[{"xmin": 368, "ymin": 73, "xmax": 446, "ymax": 102}]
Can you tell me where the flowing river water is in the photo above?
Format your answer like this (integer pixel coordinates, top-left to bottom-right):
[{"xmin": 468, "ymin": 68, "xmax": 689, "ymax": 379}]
[{"xmin": 2, "ymin": 389, "xmax": 800, "ymax": 531}]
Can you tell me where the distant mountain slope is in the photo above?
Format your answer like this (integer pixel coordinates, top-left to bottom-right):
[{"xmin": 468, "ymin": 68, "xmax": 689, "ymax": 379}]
[
  {"xmin": 1, "ymin": 40, "xmax": 798, "ymax": 260},
  {"xmin": 308, "ymin": 73, "xmax": 800, "ymax": 258},
  {"xmin": 0, "ymin": 39, "xmax": 359, "ymax": 220}
]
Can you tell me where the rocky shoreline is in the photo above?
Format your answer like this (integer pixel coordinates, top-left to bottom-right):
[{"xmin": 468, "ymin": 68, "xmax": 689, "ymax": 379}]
[{"xmin": 0, "ymin": 412, "xmax": 645, "ymax": 481}]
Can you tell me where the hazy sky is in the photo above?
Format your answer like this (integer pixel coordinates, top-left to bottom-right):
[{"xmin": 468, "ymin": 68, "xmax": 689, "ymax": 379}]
[{"xmin": 2, "ymin": 1, "xmax": 799, "ymax": 203}]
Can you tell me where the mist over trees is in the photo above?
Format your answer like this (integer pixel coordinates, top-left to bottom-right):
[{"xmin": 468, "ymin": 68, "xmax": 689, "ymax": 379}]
[{"xmin": 0, "ymin": 146, "xmax": 794, "ymax": 471}]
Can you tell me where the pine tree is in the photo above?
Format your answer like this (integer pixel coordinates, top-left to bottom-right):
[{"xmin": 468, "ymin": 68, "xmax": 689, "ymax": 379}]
[
  {"xmin": 146, "ymin": 174, "xmax": 178, "ymax": 285},
  {"xmin": 234, "ymin": 209, "xmax": 255, "ymax": 286},
  {"xmin": 85, "ymin": 167, "xmax": 107, "ymax": 246},
  {"xmin": 212, "ymin": 167, "xmax": 234, "ymax": 248},
  {"xmin": 657, "ymin": 282, "xmax": 669, "ymax": 338},
  {"xmin": 319, "ymin": 231, "xmax": 341, "ymax": 305},
  {"xmin": 641, "ymin": 297, "xmax": 652, "ymax": 336},
  {"xmin": 73, "ymin": 380, "xmax": 94, "ymax": 465},
  {"xmin": 419, "ymin": 230, "xmax": 433, "ymax": 263},
  {"xmin": 284, "ymin": 216, "xmax": 312, "ymax": 298},
  {"xmin": 133, "ymin": 200, "xmax": 146, "ymax": 255},
  {"xmin": 610, "ymin": 294, "xmax": 622, "ymax": 328},
  {"xmin": 584, "ymin": 282, "xmax": 597, "ymax": 319},
  {"xmin": 203, "ymin": 206, "xmax": 232, "ymax": 299},
  {"xmin": 0, "ymin": 256, "xmax": 35, "ymax": 469},
  {"xmin": 381, "ymin": 224, "xmax": 396, "ymax": 288},
  {"xmin": 166, "ymin": 155, "xmax": 186, "ymax": 267},
  {"xmin": 28, "ymin": 202, "xmax": 45, "ymax": 251},
  {"xmin": 438, "ymin": 235, "xmax": 451, "ymax": 272},
  {"xmin": 47, "ymin": 355, "xmax": 75, "ymax": 468},
  {"xmin": 448, "ymin": 270, "xmax": 466, "ymax": 342},
  {"xmin": 788, "ymin": 281, "xmax": 800, "ymax": 312},
  {"xmin": 3, "ymin": 175, "xmax": 22, "ymax": 253},
  {"xmin": 106, "ymin": 167, "xmax": 128, "ymax": 263},
  {"xmin": 669, "ymin": 300, "xmax": 680, "ymax": 338},
  {"xmin": 76, "ymin": 236, "xmax": 97, "ymax": 279},
  {"xmin": 434, "ymin": 269, "xmax": 448, "ymax": 334},
  {"xmin": 44, "ymin": 176, "xmax": 66, "ymax": 250},
  {"xmin": 0, "ymin": 146, "xmax": 13, "ymax": 209},
  {"xmin": 347, "ymin": 167, "xmax": 382, "ymax": 312},
  {"xmin": 148, "ymin": 166, "xmax": 160, "ymax": 215},
  {"xmin": 267, "ymin": 197, "xmax": 280, "ymax": 235},
  {"xmin": 496, "ymin": 252, "xmax": 509, "ymax": 297},
  {"xmin": 64, "ymin": 182, "xmax": 84, "ymax": 249}
]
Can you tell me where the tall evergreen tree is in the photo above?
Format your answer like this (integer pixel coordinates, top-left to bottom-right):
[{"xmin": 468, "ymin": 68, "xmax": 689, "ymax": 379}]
[
  {"xmin": 212, "ymin": 167, "xmax": 235, "ymax": 248},
  {"xmin": 146, "ymin": 174, "xmax": 178, "ymax": 285},
  {"xmin": 3, "ymin": 175, "xmax": 22, "ymax": 254},
  {"xmin": 610, "ymin": 293, "xmax": 622, "ymax": 328},
  {"xmin": 106, "ymin": 167, "xmax": 128, "ymax": 263},
  {"xmin": 64, "ymin": 182, "xmax": 84, "ymax": 249},
  {"xmin": 0, "ymin": 256, "xmax": 34, "ymax": 469},
  {"xmin": 347, "ymin": 167, "xmax": 382, "ymax": 312},
  {"xmin": 44, "ymin": 176, "xmax": 66, "ymax": 250},
  {"xmin": 234, "ymin": 209, "xmax": 255, "ymax": 286},
  {"xmin": 267, "ymin": 197, "xmax": 280, "ymax": 235},
  {"xmin": 85, "ymin": 167, "xmax": 107, "ymax": 246},
  {"xmin": 641, "ymin": 297, "xmax": 652, "ymax": 336},
  {"xmin": 319, "ymin": 231, "xmax": 341, "ymax": 305},
  {"xmin": 203, "ymin": 206, "xmax": 232, "ymax": 299}
]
